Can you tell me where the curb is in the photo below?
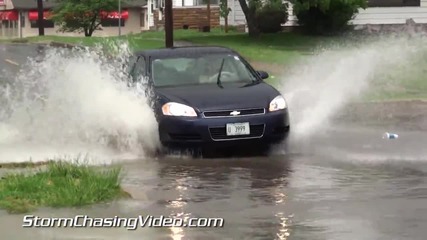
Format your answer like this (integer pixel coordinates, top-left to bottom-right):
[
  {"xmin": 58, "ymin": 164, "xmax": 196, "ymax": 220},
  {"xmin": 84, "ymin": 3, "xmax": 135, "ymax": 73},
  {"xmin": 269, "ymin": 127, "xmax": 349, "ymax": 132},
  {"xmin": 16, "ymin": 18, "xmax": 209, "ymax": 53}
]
[{"xmin": 48, "ymin": 41, "xmax": 81, "ymax": 49}]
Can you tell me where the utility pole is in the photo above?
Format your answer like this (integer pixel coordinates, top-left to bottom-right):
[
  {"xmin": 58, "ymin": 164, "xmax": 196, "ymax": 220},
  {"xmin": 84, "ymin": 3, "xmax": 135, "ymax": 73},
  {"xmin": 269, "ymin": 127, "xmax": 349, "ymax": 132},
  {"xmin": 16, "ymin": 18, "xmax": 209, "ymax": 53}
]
[
  {"xmin": 164, "ymin": 0, "xmax": 173, "ymax": 48},
  {"xmin": 118, "ymin": 0, "xmax": 121, "ymax": 36},
  {"xmin": 37, "ymin": 0, "xmax": 44, "ymax": 36},
  {"xmin": 206, "ymin": 0, "xmax": 211, "ymax": 32}
]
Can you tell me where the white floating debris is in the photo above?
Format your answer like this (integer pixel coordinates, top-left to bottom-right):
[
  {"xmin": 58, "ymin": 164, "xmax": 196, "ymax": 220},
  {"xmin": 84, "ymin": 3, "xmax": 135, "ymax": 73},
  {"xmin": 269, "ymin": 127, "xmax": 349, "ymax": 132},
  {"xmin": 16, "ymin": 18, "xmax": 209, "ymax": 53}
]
[
  {"xmin": 383, "ymin": 132, "xmax": 399, "ymax": 139},
  {"xmin": 4, "ymin": 59, "xmax": 19, "ymax": 66}
]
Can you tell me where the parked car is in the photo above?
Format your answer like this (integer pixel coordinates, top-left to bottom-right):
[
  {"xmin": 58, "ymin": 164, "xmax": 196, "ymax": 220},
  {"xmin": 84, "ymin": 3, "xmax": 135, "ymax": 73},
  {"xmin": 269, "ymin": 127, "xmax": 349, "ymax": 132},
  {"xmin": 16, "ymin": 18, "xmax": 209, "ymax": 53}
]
[{"xmin": 128, "ymin": 46, "xmax": 290, "ymax": 157}]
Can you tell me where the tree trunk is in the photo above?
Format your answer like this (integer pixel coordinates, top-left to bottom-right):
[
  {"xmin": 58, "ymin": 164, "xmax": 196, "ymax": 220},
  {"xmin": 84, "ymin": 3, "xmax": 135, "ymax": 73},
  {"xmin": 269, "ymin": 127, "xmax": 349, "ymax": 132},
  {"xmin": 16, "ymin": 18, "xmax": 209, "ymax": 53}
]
[
  {"xmin": 84, "ymin": 27, "xmax": 92, "ymax": 37},
  {"xmin": 246, "ymin": 14, "xmax": 259, "ymax": 37},
  {"xmin": 85, "ymin": 15, "xmax": 98, "ymax": 37},
  {"xmin": 225, "ymin": 17, "xmax": 228, "ymax": 33},
  {"xmin": 237, "ymin": 0, "xmax": 259, "ymax": 37}
]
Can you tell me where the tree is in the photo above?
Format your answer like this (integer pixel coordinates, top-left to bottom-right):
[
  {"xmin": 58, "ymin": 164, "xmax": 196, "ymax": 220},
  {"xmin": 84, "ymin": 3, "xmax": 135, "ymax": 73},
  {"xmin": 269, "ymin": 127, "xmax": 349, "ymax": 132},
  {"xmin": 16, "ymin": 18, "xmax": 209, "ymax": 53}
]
[
  {"xmin": 237, "ymin": 0, "xmax": 262, "ymax": 37},
  {"xmin": 51, "ymin": 0, "xmax": 120, "ymax": 37},
  {"xmin": 291, "ymin": 0, "xmax": 368, "ymax": 35},
  {"xmin": 219, "ymin": 0, "xmax": 232, "ymax": 33}
]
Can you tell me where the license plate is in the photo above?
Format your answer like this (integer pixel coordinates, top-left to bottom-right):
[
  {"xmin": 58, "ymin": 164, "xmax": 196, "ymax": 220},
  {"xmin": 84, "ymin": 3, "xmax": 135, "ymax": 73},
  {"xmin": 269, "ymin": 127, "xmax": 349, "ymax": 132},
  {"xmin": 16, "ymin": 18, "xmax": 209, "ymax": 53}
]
[{"xmin": 226, "ymin": 122, "xmax": 250, "ymax": 136}]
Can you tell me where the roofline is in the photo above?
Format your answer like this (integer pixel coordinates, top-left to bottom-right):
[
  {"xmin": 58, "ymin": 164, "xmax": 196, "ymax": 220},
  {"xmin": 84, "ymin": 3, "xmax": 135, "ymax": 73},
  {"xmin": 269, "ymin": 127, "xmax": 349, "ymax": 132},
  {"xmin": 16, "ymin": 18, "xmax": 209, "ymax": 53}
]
[
  {"xmin": 10, "ymin": 6, "xmax": 145, "ymax": 10},
  {"xmin": 134, "ymin": 45, "xmax": 238, "ymax": 54}
]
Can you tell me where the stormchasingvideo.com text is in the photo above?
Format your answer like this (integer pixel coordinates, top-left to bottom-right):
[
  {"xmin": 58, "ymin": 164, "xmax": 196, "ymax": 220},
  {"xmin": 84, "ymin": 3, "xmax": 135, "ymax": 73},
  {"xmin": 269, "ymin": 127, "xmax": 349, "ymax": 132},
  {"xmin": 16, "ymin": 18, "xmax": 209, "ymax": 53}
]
[{"xmin": 22, "ymin": 215, "xmax": 224, "ymax": 230}]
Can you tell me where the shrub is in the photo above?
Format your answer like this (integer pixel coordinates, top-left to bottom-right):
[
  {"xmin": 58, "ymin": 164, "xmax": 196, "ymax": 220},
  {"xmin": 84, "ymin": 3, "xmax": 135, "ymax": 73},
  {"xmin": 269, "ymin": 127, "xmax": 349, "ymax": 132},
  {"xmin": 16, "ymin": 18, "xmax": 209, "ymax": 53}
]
[
  {"xmin": 291, "ymin": 0, "xmax": 368, "ymax": 35},
  {"xmin": 256, "ymin": 0, "xmax": 289, "ymax": 34}
]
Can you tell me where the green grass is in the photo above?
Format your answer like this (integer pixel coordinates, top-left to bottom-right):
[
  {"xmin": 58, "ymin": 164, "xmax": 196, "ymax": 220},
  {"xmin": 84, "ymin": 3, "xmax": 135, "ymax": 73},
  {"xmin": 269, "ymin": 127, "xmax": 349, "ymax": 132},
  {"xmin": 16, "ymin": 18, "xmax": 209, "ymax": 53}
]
[
  {"xmin": 3, "ymin": 28, "xmax": 343, "ymax": 63},
  {"xmin": 0, "ymin": 160, "xmax": 128, "ymax": 214}
]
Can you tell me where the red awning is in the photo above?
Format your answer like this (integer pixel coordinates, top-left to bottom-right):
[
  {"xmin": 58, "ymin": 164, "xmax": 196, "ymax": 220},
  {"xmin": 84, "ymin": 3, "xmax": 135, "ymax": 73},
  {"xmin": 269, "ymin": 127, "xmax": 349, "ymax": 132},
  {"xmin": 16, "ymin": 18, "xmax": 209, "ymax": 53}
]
[
  {"xmin": 100, "ymin": 10, "xmax": 129, "ymax": 20},
  {"xmin": 0, "ymin": 10, "xmax": 19, "ymax": 21},
  {"xmin": 28, "ymin": 10, "xmax": 52, "ymax": 21}
]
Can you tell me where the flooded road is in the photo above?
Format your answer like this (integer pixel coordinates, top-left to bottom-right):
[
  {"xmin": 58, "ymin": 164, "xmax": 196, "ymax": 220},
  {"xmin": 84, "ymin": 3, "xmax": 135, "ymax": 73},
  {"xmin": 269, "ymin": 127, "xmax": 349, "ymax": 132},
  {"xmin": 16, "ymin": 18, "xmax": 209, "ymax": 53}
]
[
  {"xmin": 2, "ymin": 43, "xmax": 427, "ymax": 239},
  {"xmin": 0, "ymin": 127, "xmax": 426, "ymax": 240}
]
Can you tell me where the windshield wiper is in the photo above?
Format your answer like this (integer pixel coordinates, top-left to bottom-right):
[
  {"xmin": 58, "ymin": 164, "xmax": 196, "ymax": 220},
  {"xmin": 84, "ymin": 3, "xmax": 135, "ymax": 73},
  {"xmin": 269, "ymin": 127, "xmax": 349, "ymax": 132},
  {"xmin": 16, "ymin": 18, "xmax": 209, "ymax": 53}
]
[{"xmin": 217, "ymin": 58, "xmax": 225, "ymax": 89}]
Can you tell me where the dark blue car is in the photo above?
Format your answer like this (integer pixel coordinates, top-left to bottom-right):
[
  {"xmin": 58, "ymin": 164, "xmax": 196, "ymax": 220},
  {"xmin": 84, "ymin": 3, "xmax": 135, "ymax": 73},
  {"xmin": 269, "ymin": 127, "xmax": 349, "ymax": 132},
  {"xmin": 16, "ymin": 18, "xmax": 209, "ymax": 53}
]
[{"xmin": 129, "ymin": 46, "xmax": 290, "ymax": 156}]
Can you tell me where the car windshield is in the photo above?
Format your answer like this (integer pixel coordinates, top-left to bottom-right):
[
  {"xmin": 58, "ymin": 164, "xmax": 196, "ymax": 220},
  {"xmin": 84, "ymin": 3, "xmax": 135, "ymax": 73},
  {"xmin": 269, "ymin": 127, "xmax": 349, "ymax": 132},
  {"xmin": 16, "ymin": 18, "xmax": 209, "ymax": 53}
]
[{"xmin": 150, "ymin": 53, "xmax": 259, "ymax": 87}]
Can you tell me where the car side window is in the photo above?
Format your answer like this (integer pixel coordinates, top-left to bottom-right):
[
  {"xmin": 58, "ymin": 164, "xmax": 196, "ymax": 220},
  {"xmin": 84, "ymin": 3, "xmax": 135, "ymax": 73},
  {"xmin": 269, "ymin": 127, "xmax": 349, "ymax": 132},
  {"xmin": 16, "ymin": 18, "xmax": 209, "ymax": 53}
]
[{"xmin": 131, "ymin": 56, "xmax": 146, "ymax": 82}]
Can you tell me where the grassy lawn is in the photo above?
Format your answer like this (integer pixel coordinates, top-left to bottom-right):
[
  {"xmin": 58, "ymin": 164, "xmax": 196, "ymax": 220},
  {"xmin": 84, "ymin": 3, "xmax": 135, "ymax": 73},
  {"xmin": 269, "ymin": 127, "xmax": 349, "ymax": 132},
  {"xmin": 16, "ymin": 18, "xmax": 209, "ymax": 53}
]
[
  {"xmin": 0, "ymin": 160, "xmax": 128, "ymax": 214},
  {"xmin": 2, "ymin": 27, "xmax": 426, "ymax": 101},
  {"xmin": 4, "ymin": 28, "xmax": 342, "ymax": 64}
]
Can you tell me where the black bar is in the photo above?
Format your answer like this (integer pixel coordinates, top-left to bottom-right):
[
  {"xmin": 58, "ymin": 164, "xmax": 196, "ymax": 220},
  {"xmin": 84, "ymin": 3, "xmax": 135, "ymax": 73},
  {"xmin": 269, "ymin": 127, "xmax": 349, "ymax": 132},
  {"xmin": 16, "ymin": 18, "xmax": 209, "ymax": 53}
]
[
  {"xmin": 164, "ymin": 0, "xmax": 173, "ymax": 48},
  {"xmin": 37, "ymin": 0, "xmax": 44, "ymax": 36}
]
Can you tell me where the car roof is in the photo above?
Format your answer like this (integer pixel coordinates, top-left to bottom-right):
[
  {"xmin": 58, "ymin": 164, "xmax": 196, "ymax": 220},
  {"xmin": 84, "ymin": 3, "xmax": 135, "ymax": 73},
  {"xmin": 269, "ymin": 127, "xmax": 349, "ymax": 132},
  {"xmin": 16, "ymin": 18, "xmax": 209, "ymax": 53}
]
[{"xmin": 134, "ymin": 46, "xmax": 238, "ymax": 59}]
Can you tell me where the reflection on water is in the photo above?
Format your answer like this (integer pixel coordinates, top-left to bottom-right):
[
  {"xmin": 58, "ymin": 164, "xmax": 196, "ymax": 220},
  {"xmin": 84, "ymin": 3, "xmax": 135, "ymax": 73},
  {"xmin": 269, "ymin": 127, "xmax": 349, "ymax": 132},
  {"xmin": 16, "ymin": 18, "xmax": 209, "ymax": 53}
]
[
  {"xmin": 153, "ymin": 156, "xmax": 293, "ymax": 239},
  {"xmin": 1, "ymin": 151, "xmax": 427, "ymax": 240},
  {"xmin": 167, "ymin": 177, "xmax": 189, "ymax": 240}
]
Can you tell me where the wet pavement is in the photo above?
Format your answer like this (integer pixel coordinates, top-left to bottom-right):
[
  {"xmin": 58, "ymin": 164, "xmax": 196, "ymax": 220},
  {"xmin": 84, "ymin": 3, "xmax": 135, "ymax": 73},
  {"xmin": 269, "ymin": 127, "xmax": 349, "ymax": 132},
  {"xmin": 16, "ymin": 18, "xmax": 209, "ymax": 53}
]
[{"xmin": 1, "ymin": 43, "xmax": 427, "ymax": 239}]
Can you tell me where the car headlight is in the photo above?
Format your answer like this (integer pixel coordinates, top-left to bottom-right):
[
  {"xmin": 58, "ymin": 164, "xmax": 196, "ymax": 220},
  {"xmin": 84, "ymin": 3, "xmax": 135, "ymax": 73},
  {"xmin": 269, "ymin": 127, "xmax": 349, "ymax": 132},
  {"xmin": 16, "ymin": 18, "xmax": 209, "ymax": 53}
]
[
  {"xmin": 161, "ymin": 102, "xmax": 197, "ymax": 117},
  {"xmin": 269, "ymin": 95, "xmax": 287, "ymax": 112}
]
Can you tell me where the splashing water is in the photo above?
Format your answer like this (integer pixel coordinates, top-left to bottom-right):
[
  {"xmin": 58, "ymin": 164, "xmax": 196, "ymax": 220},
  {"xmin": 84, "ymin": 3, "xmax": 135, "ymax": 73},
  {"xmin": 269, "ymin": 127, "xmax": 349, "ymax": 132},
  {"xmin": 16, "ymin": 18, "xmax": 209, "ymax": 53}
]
[
  {"xmin": 0, "ymin": 42, "xmax": 160, "ymax": 164},
  {"xmin": 279, "ymin": 35, "xmax": 426, "ymax": 140}
]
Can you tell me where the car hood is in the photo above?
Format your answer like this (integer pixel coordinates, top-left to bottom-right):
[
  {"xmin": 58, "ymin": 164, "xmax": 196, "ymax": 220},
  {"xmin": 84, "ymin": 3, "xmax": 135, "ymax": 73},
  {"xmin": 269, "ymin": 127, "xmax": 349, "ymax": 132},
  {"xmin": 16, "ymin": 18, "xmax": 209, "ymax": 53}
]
[{"xmin": 154, "ymin": 82, "xmax": 281, "ymax": 111}]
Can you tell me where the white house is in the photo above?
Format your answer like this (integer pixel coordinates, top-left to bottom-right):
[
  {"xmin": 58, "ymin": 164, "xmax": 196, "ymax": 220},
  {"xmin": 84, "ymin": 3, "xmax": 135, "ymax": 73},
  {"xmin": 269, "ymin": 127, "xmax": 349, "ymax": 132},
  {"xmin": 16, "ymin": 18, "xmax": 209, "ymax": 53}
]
[{"xmin": 221, "ymin": 0, "xmax": 427, "ymax": 30}]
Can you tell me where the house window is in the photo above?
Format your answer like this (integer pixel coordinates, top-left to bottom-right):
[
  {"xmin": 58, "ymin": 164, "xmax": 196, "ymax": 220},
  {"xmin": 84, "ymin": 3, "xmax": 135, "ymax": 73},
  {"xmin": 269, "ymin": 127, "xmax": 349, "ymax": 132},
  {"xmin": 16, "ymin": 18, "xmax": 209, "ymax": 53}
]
[
  {"xmin": 30, "ymin": 20, "xmax": 55, "ymax": 28},
  {"xmin": 2, "ymin": 20, "xmax": 12, "ymax": 28},
  {"xmin": 101, "ymin": 19, "xmax": 125, "ymax": 27},
  {"xmin": 367, "ymin": 0, "xmax": 420, "ymax": 7},
  {"xmin": 194, "ymin": 0, "xmax": 220, "ymax": 5},
  {"xmin": 154, "ymin": 0, "xmax": 164, "ymax": 8},
  {"xmin": 140, "ymin": 12, "xmax": 145, "ymax": 27}
]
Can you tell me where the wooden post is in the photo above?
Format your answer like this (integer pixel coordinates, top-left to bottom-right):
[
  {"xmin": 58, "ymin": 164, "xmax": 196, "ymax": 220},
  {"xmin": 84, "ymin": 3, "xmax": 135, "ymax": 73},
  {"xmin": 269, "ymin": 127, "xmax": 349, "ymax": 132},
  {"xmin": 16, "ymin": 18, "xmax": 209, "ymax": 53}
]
[
  {"xmin": 164, "ymin": 0, "xmax": 173, "ymax": 48},
  {"xmin": 37, "ymin": 0, "xmax": 44, "ymax": 36},
  {"xmin": 206, "ymin": 0, "xmax": 211, "ymax": 32}
]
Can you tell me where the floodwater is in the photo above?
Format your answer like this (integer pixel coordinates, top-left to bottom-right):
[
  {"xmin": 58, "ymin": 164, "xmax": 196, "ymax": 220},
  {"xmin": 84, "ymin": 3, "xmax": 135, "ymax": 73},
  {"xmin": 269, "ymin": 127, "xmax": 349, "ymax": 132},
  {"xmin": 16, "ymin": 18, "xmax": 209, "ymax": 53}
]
[
  {"xmin": 1, "ymin": 41, "xmax": 427, "ymax": 240},
  {"xmin": 1, "ymin": 126, "xmax": 427, "ymax": 240}
]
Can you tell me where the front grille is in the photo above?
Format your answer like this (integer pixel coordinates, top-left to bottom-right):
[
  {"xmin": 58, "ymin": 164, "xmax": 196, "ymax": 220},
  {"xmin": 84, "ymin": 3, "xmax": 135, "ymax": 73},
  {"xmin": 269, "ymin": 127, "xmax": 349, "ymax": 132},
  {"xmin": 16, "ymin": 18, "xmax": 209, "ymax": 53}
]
[
  {"xmin": 209, "ymin": 124, "xmax": 265, "ymax": 140},
  {"xmin": 203, "ymin": 108, "xmax": 265, "ymax": 118},
  {"xmin": 169, "ymin": 133, "xmax": 202, "ymax": 141}
]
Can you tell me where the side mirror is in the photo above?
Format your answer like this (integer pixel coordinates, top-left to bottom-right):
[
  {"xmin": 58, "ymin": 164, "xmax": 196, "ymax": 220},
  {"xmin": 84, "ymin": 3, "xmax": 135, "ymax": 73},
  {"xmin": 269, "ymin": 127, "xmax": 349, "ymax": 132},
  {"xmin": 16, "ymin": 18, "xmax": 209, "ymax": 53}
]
[{"xmin": 257, "ymin": 70, "xmax": 269, "ymax": 80}]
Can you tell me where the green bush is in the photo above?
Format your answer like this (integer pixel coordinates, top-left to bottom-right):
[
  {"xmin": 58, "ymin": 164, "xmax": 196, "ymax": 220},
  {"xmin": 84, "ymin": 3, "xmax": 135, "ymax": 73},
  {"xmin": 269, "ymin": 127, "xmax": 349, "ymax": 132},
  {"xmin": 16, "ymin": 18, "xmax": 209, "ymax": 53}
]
[
  {"xmin": 256, "ymin": 0, "xmax": 289, "ymax": 34},
  {"xmin": 291, "ymin": 0, "xmax": 367, "ymax": 35}
]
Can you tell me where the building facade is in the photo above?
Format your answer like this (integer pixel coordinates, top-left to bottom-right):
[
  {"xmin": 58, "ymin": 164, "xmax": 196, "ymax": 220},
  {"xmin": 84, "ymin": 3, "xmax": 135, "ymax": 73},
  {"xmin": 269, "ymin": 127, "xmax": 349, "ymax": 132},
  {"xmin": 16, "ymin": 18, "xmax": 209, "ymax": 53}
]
[
  {"xmin": 147, "ymin": 0, "xmax": 220, "ymax": 30},
  {"xmin": 221, "ymin": 0, "xmax": 427, "ymax": 31},
  {"xmin": 0, "ymin": 0, "xmax": 147, "ymax": 39}
]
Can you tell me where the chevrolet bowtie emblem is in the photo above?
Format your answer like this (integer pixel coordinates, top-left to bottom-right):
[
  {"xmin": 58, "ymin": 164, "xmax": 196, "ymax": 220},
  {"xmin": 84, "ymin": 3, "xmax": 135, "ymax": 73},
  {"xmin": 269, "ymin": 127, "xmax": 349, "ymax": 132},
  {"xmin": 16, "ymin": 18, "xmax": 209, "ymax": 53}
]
[{"xmin": 230, "ymin": 111, "xmax": 241, "ymax": 116}]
